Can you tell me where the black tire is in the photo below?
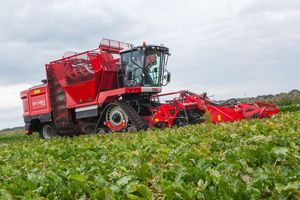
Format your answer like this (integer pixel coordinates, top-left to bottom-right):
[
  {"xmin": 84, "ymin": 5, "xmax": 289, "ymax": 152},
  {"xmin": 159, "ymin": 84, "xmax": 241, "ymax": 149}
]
[{"xmin": 38, "ymin": 124, "xmax": 57, "ymax": 139}]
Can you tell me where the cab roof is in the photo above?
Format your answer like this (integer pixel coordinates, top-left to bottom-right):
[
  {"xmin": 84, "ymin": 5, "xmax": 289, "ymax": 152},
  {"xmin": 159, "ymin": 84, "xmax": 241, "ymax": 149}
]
[{"xmin": 120, "ymin": 45, "xmax": 170, "ymax": 55}]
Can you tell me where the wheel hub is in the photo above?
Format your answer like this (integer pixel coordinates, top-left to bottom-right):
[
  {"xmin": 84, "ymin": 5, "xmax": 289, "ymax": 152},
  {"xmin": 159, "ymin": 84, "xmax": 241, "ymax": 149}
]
[
  {"xmin": 111, "ymin": 112, "xmax": 122, "ymax": 124},
  {"xmin": 106, "ymin": 105, "xmax": 129, "ymax": 128}
]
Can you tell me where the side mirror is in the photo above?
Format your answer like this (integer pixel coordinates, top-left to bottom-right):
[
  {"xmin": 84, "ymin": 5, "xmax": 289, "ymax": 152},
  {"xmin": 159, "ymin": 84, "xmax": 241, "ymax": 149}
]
[
  {"xmin": 128, "ymin": 71, "xmax": 133, "ymax": 80},
  {"xmin": 167, "ymin": 72, "xmax": 171, "ymax": 83},
  {"xmin": 41, "ymin": 79, "xmax": 47, "ymax": 84}
]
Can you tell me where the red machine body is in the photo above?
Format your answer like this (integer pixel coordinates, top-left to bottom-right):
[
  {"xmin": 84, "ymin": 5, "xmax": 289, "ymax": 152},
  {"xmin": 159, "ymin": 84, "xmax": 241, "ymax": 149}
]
[{"xmin": 20, "ymin": 39, "xmax": 279, "ymax": 138}]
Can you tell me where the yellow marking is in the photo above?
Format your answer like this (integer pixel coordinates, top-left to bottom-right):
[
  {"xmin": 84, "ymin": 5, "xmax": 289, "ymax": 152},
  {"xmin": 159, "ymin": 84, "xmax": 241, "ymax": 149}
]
[
  {"xmin": 33, "ymin": 89, "xmax": 41, "ymax": 94},
  {"xmin": 154, "ymin": 118, "xmax": 160, "ymax": 122},
  {"xmin": 217, "ymin": 114, "xmax": 222, "ymax": 121}
]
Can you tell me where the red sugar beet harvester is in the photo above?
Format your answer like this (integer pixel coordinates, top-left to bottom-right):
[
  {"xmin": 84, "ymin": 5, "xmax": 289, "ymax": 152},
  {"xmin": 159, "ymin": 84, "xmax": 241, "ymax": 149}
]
[{"xmin": 20, "ymin": 39, "xmax": 279, "ymax": 139}]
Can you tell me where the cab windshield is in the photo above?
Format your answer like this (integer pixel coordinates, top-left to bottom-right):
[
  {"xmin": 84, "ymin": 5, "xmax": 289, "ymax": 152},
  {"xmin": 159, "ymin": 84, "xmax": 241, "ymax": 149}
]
[{"xmin": 121, "ymin": 49, "xmax": 165, "ymax": 87}]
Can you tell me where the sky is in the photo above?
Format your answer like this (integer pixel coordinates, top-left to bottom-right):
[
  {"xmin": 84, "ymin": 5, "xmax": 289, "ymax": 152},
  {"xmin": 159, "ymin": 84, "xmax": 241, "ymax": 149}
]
[{"xmin": 0, "ymin": 0, "xmax": 299, "ymax": 129}]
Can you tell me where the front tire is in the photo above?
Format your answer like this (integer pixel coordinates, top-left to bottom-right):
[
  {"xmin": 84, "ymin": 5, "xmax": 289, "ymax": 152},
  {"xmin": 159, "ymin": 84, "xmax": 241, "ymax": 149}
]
[{"xmin": 39, "ymin": 124, "xmax": 57, "ymax": 139}]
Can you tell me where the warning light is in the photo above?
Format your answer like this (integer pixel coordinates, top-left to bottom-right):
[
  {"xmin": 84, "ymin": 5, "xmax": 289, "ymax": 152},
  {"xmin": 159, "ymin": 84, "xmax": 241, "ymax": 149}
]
[{"xmin": 33, "ymin": 89, "xmax": 41, "ymax": 94}]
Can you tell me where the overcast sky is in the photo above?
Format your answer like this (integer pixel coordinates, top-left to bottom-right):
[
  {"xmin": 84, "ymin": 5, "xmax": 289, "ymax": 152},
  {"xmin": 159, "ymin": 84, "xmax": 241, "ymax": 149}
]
[{"xmin": 0, "ymin": 0, "xmax": 299, "ymax": 129}]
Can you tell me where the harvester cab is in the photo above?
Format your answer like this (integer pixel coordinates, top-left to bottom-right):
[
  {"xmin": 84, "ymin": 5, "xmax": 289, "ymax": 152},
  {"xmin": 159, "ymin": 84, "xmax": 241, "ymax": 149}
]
[{"xmin": 120, "ymin": 43, "xmax": 171, "ymax": 89}]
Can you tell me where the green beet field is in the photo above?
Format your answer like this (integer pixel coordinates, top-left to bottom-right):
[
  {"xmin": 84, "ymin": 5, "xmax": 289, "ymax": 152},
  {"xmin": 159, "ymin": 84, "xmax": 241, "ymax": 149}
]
[{"xmin": 0, "ymin": 111, "xmax": 299, "ymax": 199}]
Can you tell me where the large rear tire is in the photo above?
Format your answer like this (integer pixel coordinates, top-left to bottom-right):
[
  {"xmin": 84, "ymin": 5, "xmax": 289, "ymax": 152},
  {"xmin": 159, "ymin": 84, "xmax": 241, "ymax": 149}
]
[{"xmin": 39, "ymin": 124, "xmax": 57, "ymax": 139}]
